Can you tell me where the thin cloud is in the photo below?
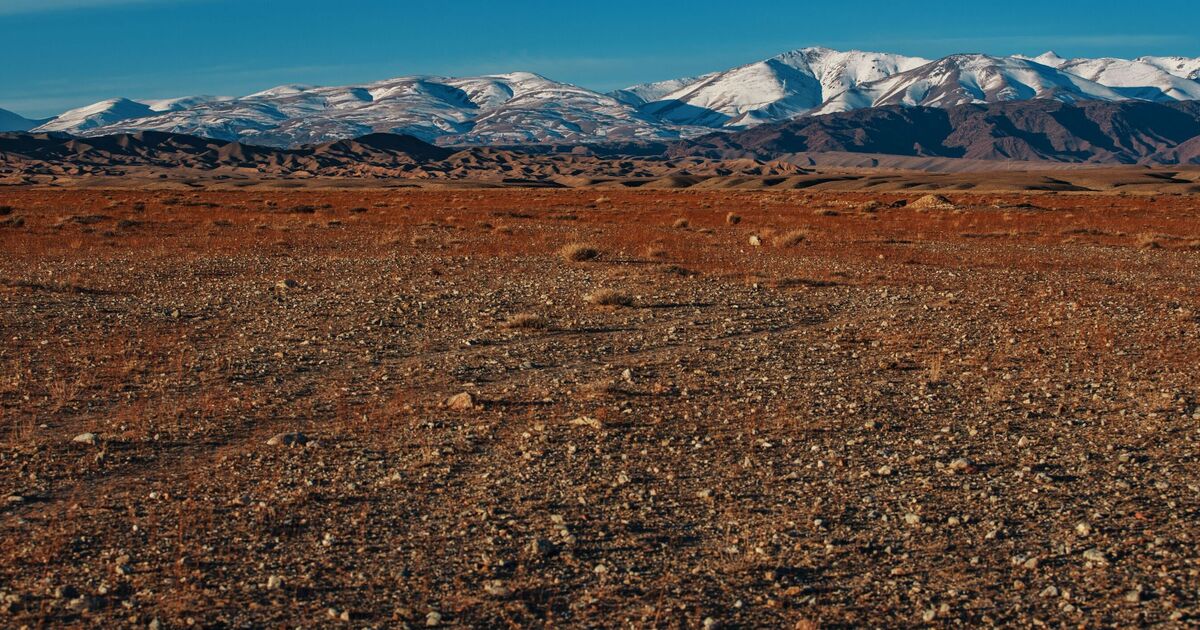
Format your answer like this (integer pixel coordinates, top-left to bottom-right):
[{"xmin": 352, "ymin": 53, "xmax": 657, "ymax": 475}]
[{"xmin": 0, "ymin": 0, "xmax": 188, "ymax": 16}]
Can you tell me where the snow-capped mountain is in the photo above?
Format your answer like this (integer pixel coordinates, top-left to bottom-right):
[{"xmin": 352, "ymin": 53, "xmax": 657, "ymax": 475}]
[
  {"xmin": 1014, "ymin": 52, "xmax": 1200, "ymax": 101},
  {"xmin": 14, "ymin": 47, "xmax": 1200, "ymax": 147},
  {"xmin": 1137, "ymin": 56, "xmax": 1200, "ymax": 81},
  {"xmin": 623, "ymin": 47, "xmax": 930, "ymax": 127},
  {"xmin": 814, "ymin": 54, "xmax": 1128, "ymax": 114},
  {"xmin": 0, "ymin": 108, "xmax": 49, "ymax": 132},
  {"xmin": 30, "ymin": 73, "xmax": 690, "ymax": 147}
]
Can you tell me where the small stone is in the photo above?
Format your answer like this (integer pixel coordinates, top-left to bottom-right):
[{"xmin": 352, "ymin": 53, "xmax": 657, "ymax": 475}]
[
  {"xmin": 1040, "ymin": 585, "xmax": 1059, "ymax": 598},
  {"xmin": 1075, "ymin": 522, "xmax": 1092, "ymax": 537},
  {"xmin": 922, "ymin": 608, "xmax": 937, "ymax": 622},
  {"xmin": 72, "ymin": 432, "xmax": 98, "ymax": 445},
  {"xmin": 426, "ymin": 611, "xmax": 442, "ymax": 626},
  {"xmin": 267, "ymin": 575, "xmax": 283, "ymax": 590},
  {"xmin": 749, "ymin": 235, "xmax": 762, "ymax": 247},
  {"xmin": 593, "ymin": 563, "xmax": 608, "ymax": 574},
  {"xmin": 876, "ymin": 465, "xmax": 894, "ymax": 477},
  {"xmin": 703, "ymin": 617, "xmax": 721, "ymax": 630},
  {"xmin": 527, "ymin": 537, "xmax": 553, "ymax": 557},
  {"xmin": 483, "ymin": 581, "xmax": 511, "ymax": 597},
  {"xmin": 445, "ymin": 392, "xmax": 475, "ymax": 411},
  {"xmin": 1082, "ymin": 548, "xmax": 1107, "ymax": 564},
  {"xmin": 276, "ymin": 279, "xmax": 299, "ymax": 290},
  {"xmin": 904, "ymin": 513, "xmax": 921, "ymax": 525},
  {"xmin": 948, "ymin": 458, "xmax": 973, "ymax": 473},
  {"xmin": 1124, "ymin": 587, "xmax": 1143, "ymax": 603},
  {"xmin": 266, "ymin": 432, "xmax": 307, "ymax": 447}
]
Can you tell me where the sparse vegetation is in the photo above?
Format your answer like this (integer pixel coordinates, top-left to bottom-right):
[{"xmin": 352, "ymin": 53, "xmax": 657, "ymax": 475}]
[
  {"xmin": 776, "ymin": 229, "xmax": 809, "ymax": 247},
  {"xmin": 585, "ymin": 288, "xmax": 633, "ymax": 306},
  {"xmin": 560, "ymin": 242, "xmax": 601, "ymax": 262},
  {"xmin": 502, "ymin": 313, "xmax": 550, "ymax": 329}
]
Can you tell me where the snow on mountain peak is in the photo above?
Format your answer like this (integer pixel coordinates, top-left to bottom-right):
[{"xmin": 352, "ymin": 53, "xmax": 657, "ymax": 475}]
[{"xmin": 19, "ymin": 46, "xmax": 1200, "ymax": 147}]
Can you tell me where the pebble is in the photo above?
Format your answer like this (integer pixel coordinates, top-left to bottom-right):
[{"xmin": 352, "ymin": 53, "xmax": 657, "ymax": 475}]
[
  {"xmin": 1082, "ymin": 548, "xmax": 1107, "ymax": 564},
  {"xmin": 72, "ymin": 432, "xmax": 98, "ymax": 445},
  {"xmin": 904, "ymin": 513, "xmax": 921, "ymax": 525},
  {"xmin": 703, "ymin": 617, "xmax": 721, "ymax": 630},
  {"xmin": 276, "ymin": 279, "xmax": 299, "ymax": 290},
  {"xmin": 445, "ymin": 392, "xmax": 475, "ymax": 411},
  {"xmin": 1075, "ymin": 522, "xmax": 1092, "ymax": 537},
  {"xmin": 426, "ymin": 611, "xmax": 442, "ymax": 626},
  {"xmin": 267, "ymin": 575, "xmax": 283, "ymax": 590},
  {"xmin": 948, "ymin": 458, "xmax": 973, "ymax": 473}
]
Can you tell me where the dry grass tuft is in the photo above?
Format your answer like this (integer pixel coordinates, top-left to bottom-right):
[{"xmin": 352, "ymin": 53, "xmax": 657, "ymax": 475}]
[
  {"xmin": 776, "ymin": 229, "xmax": 810, "ymax": 248},
  {"xmin": 502, "ymin": 313, "xmax": 550, "ymax": 330},
  {"xmin": 1135, "ymin": 232, "xmax": 1163, "ymax": 249},
  {"xmin": 586, "ymin": 288, "xmax": 633, "ymax": 307},
  {"xmin": 560, "ymin": 242, "xmax": 601, "ymax": 262}
]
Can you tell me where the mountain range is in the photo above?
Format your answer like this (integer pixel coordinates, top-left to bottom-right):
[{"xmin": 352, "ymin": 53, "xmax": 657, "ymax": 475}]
[{"xmin": 6, "ymin": 47, "xmax": 1200, "ymax": 150}]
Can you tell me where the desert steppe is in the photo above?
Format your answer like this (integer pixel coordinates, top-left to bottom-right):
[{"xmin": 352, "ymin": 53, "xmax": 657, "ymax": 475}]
[{"xmin": 1, "ymin": 185, "xmax": 1198, "ymax": 627}]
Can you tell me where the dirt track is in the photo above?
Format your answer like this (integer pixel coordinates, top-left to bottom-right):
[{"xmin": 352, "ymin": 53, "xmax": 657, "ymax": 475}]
[{"xmin": 1, "ymin": 188, "xmax": 1198, "ymax": 627}]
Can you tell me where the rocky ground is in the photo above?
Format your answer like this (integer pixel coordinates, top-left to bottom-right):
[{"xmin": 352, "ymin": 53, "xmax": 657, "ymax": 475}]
[{"xmin": 0, "ymin": 188, "xmax": 1198, "ymax": 627}]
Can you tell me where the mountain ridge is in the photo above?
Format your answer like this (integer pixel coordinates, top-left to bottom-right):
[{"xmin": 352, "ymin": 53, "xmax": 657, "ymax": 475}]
[{"xmin": 8, "ymin": 47, "xmax": 1200, "ymax": 148}]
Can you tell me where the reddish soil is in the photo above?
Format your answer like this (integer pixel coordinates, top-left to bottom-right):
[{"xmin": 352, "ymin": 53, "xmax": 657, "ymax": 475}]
[{"xmin": 0, "ymin": 188, "xmax": 1198, "ymax": 627}]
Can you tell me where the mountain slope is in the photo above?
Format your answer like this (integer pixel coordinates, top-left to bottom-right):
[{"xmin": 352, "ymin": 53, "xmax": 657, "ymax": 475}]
[
  {"xmin": 627, "ymin": 47, "xmax": 929, "ymax": 127},
  {"xmin": 0, "ymin": 108, "xmax": 49, "ymax": 132},
  {"xmin": 1048, "ymin": 57, "xmax": 1200, "ymax": 101},
  {"xmin": 32, "ymin": 73, "xmax": 689, "ymax": 148},
  {"xmin": 815, "ymin": 55, "xmax": 1129, "ymax": 115},
  {"xmin": 1137, "ymin": 56, "xmax": 1200, "ymax": 80},
  {"xmin": 672, "ymin": 99, "xmax": 1200, "ymax": 164}
]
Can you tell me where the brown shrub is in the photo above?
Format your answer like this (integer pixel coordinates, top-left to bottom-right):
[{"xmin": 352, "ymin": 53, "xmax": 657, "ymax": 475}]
[
  {"xmin": 560, "ymin": 242, "xmax": 601, "ymax": 262},
  {"xmin": 777, "ymin": 229, "xmax": 809, "ymax": 248},
  {"xmin": 502, "ymin": 313, "xmax": 550, "ymax": 330},
  {"xmin": 586, "ymin": 289, "xmax": 633, "ymax": 306}
]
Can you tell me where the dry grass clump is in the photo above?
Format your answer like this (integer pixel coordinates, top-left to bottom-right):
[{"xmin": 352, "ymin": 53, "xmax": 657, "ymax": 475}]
[
  {"xmin": 672, "ymin": 217, "xmax": 690, "ymax": 229},
  {"xmin": 560, "ymin": 242, "xmax": 601, "ymax": 262},
  {"xmin": 1134, "ymin": 232, "xmax": 1163, "ymax": 249},
  {"xmin": 586, "ymin": 288, "xmax": 633, "ymax": 307},
  {"xmin": 725, "ymin": 212, "xmax": 742, "ymax": 225},
  {"xmin": 502, "ymin": 313, "xmax": 550, "ymax": 330},
  {"xmin": 776, "ymin": 229, "xmax": 810, "ymax": 248}
]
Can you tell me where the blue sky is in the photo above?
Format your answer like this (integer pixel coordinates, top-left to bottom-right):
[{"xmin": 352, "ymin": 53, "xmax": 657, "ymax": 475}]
[{"xmin": 3, "ymin": 0, "xmax": 1199, "ymax": 117}]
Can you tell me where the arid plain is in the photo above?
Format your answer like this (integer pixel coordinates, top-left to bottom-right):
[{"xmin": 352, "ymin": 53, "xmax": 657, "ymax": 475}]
[{"xmin": 1, "ymin": 185, "xmax": 1198, "ymax": 627}]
